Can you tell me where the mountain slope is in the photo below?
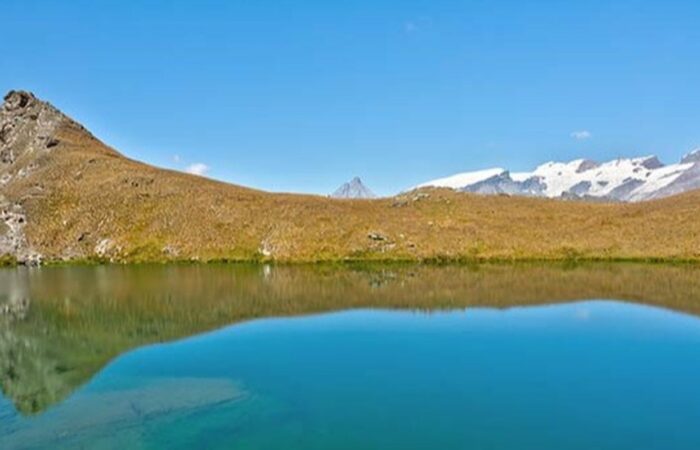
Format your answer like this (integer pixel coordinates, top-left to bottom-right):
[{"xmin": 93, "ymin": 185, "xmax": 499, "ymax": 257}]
[
  {"xmin": 331, "ymin": 177, "xmax": 376, "ymax": 199},
  {"xmin": 2, "ymin": 90, "xmax": 700, "ymax": 264},
  {"xmin": 419, "ymin": 153, "xmax": 700, "ymax": 202}
]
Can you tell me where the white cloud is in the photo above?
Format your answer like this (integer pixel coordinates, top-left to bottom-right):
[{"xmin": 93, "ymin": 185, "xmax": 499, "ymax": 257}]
[
  {"xmin": 185, "ymin": 163, "xmax": 210, "ymax": 176},
  {"xmin": 571, "ymin": 130, "xmax": 592, "ymax": 140},
  {"xmin": 173, "ymin": 154, "xmax": 181, "ymax": 163}
]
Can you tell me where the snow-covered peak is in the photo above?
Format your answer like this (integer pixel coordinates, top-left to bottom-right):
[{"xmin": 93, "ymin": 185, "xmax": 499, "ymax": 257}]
[
  {"xmin": 414, "ymin": 152, "xmax": 700, "ymax": 202},
  {"xmin": 416, "ymin": 168, "xmax": 506, "ymax": 190},
  {"xmin": 533, "ymin": 158, "xmax": 587, "ymax": 174}
]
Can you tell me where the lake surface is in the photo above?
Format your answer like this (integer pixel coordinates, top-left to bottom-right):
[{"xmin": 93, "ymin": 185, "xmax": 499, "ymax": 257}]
[{"xmin": 2, "ymin": 263, "xmax": 700, "ymax": 449}]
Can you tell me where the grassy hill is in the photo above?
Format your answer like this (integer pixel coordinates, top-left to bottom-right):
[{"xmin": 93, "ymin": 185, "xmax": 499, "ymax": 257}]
[{"xmin": 1, "ymin": 90, "xmax": 699, "ymax": 264}]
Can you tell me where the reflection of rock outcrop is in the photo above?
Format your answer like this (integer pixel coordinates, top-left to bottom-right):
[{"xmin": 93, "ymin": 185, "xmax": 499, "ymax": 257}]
[
  {"xmin": 0, "ymin": 268, "xmax": 29, "ymax": 320},
  {"xmin": 0, "ymin": 329, "xmax": 69, "ymax": 415},
  {"xmin": 0, "ymin": 269, "xmax": 82, "ymax": 414},
  {"xmin": 2, "ymin": 263, "xmax": 700, "ymax": 415}
]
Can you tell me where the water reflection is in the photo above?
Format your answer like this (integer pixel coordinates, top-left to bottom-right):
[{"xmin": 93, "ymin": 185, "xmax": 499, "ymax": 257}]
[{"xmin": 1, "ymin": 262, "xmax": 700, "ymax": 415}]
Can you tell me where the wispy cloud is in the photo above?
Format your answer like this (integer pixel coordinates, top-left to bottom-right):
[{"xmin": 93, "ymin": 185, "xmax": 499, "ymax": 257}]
[
  {"xmin": 173, "ymin": 154, "xmax": 181, "ymax": 163},
  {"xmin": 571, "ymin": 130, "xmax": 592, "ymax": 140},
  {"xmin": 404, "ymin": 17, "xmax": 433, "ymax": 33},
  {"xmin": 185, "ymin": 163, "xmax": 210, "ymax": 176}
]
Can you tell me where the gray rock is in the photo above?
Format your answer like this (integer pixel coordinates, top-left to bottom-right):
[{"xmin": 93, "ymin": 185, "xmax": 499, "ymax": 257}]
[
  {"xmin": 681, "ymin": 149, "xmax": 700, "ymax": 164},
  {"xmin": 567, "ymin": 181, "xmax": 592, "ymax": 196},
  {"xmin": 640, "ymin": 156, "xmax": 664, "ymax": 170},
  {"xmin": 576, "ymin": 160, "xmax": 600, "ymax": 173},
  {"xmin": 460, "ymin": 172, "xmax": 547, "ymax": 197},
  {"xmin": 3, "ymin": 90, "xmax": 33, "ymax": 111},
  {"xmin": 607, "ymin": 178, "xmax": 645, "ymax": 201},
  {"xmin": 649, "ymin": 163, "xmax": 700, "ymax": 200},
  {"xmin": 368, "ymin": 232, "xmax": 387, "ymax": 241}
]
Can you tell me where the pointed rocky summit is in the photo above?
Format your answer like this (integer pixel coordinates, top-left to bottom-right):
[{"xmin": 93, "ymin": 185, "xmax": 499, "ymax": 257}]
[{"xmin": 331, "ymin": 177, "xmax": 376, "ymax": 199}]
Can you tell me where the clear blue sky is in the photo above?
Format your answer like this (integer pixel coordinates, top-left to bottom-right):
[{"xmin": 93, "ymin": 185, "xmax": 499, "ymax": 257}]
[{"xmin": 3, "ymin": 0, "xmax": 700, "ymax": 195}]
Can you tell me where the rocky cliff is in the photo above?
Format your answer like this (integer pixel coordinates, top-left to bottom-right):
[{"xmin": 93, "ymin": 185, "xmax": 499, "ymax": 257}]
[{"xmin": 1, "ymin": 92, "xmax": 71, "ymax": 263}]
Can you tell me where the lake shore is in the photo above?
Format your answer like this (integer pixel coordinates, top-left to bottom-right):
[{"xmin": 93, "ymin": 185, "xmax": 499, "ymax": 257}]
[{"xmin": 3, "ymin": 254, "xmax": 700, "ymax": 268}]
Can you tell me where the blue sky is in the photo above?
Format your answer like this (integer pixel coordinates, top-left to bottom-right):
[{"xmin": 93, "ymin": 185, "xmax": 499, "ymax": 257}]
[{"xmin": 2, "ymin": 0, "xmax": 700, "ymax": 195}]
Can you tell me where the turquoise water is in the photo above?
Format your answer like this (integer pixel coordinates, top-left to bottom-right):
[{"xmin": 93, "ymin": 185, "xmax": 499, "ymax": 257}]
[
  {"xmin": 3, "ymin": 263, "xmax": 700, "ymax": 449},
  {"xmin": 4, "ymin": 301, "xmax": 700, "ymax": 449}
]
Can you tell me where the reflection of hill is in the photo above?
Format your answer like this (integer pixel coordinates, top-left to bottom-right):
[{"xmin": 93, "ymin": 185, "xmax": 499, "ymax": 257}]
[{"xmin": 2, "ymin": 262, "xmax": 700, "ymax": 415}]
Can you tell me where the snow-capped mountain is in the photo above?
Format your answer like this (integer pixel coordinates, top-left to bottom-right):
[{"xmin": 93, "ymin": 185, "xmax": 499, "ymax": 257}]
[
  {"xmin": 417, "ymin": 150, "xmax": 700, "ymax": 202},
  {"xmin": 331, "ymin": 177, "xmax": 376, "ymax": 199}
]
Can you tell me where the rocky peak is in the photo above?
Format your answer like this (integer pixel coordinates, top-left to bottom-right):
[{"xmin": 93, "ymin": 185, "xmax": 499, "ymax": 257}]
[
  {"xmin": 639, "ymin": 156, "xmax": 664, "ymax": 170},
  {"xmin": 576, "ymin": 159, "xmax": 600, "ymax": 173},
  {"xmin": 3, "ymin": 90, "xmax": 35, "ymax": 112},
  {"xmin": 348, "ymin": 176, "xmax": 363, "ymax": 186},
  {"xmin": 331, "ymin": 177, "xmax": 377, "ymax": 199},
  {"xmin": 681, "ymin": 149, "xmax": 700, "ymax": 164},
  {"xmin": 0, "ymin": 90, "xmax": 72, "ymax": 167}
]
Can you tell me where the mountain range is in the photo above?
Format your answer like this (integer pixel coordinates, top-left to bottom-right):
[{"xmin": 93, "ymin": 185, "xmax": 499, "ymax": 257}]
[
  {"xmin": 418, "ymin": 152, "xmax": 700, "ymax": 202},
  {"xmin": 2, "ymin": 90, "xmax": 700, "ymax": 265}
]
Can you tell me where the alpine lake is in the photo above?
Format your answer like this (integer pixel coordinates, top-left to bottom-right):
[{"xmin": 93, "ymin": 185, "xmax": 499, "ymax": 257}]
[{"xmin": 1, "ymin": 263, "xmax": 700, "ymax": 449}]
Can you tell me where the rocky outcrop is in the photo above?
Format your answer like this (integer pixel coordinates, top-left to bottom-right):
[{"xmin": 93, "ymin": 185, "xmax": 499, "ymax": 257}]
[
  {"xmin": 0, "ymin": 91, "xmax": 71, "ymax": 169},
  {"xmin": 681, "ymin": 149, "xmax": 700, "ymax": 164},
  {"xmin": 649, "ymin": 162, "xmax": 700, "ymax": 200},
  {"xmin": 576, "ymin": 159, "xmax": 600, "ymax": 173},
  {"xmin": 0, "ymin": 268, "xmax": 29, "ymax": 321},
  {"xmin": 0, "ymin": 91, "xmax": 77, "ymax": 264},
  {"xmin": 0, "ymin": 204, "xmax": 28, "ymax": 257}
]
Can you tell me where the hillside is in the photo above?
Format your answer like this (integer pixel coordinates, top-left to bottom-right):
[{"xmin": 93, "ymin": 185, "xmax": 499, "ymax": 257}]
[{"xmin": 1, "ymin": 90, "xmax": 700, "ymax": 264}]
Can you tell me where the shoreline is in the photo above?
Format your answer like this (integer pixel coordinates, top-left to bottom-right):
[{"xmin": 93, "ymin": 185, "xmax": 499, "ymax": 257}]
[{"xmin": 3, "ymin": 254, "xmax": 700, "ymax": 269}]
